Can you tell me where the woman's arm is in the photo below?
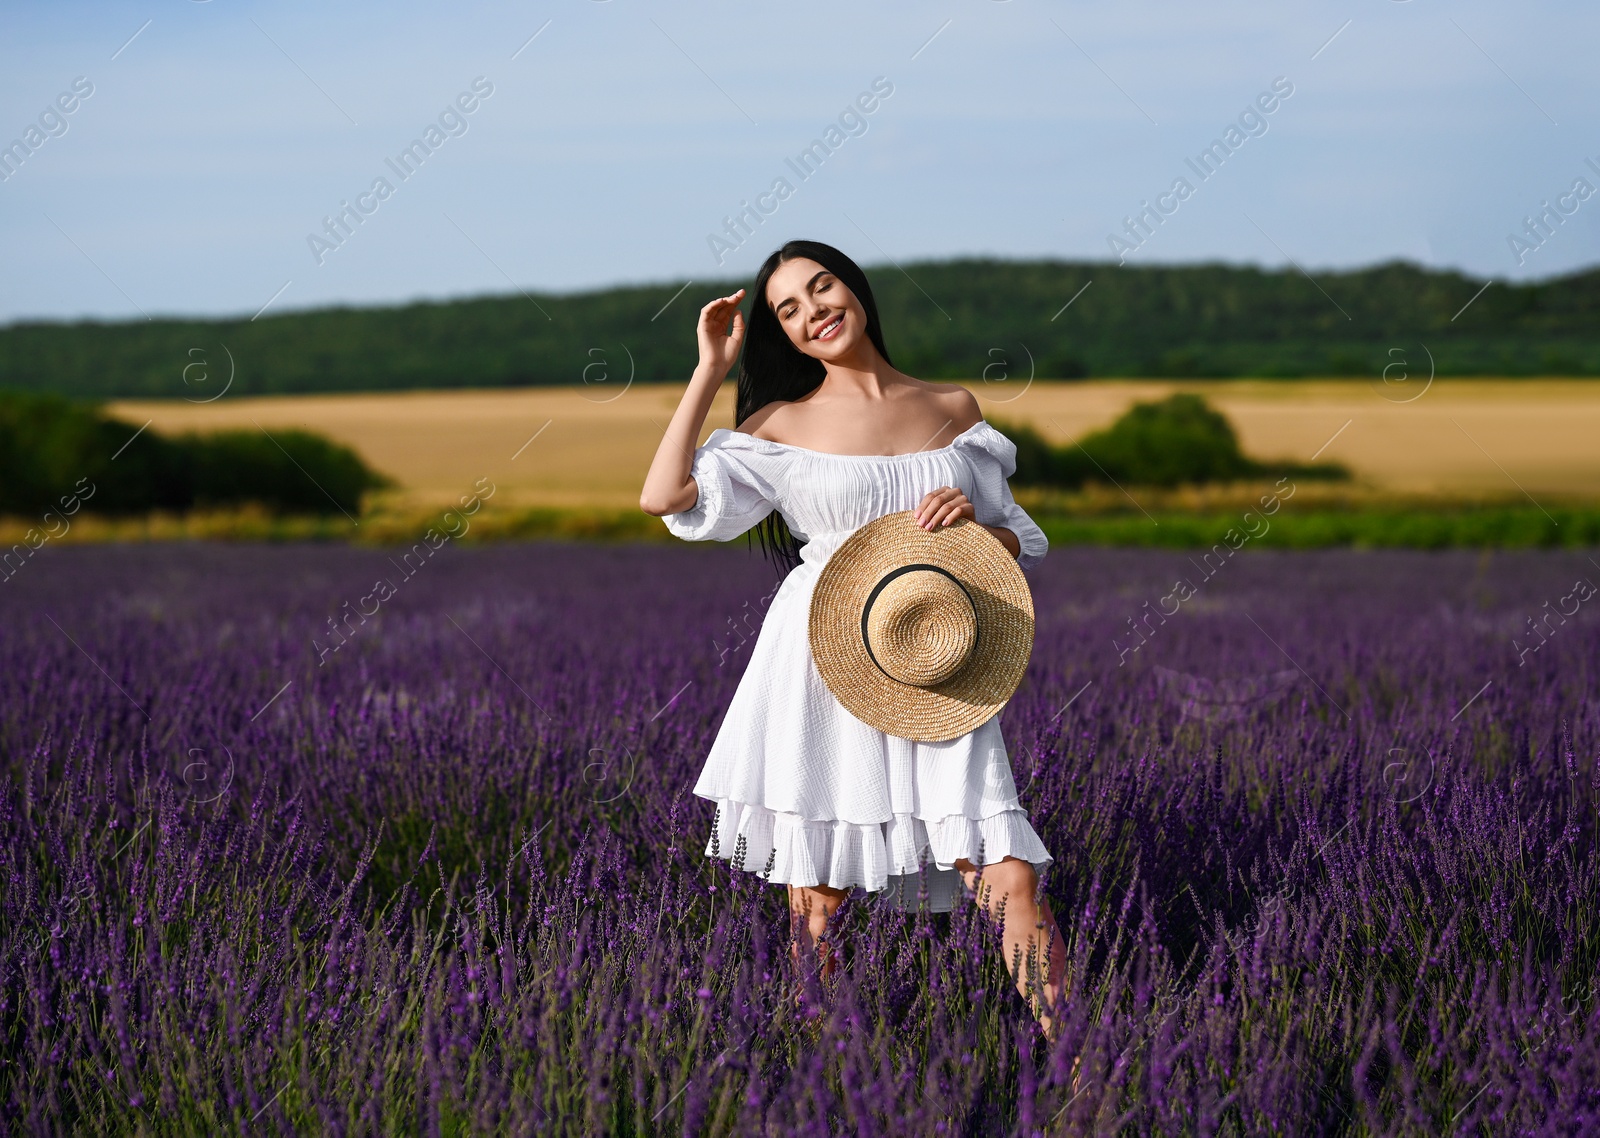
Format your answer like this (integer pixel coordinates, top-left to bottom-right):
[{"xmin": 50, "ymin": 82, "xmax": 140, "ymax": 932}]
[
  {"xmin": 978, "ymin": 523, "xmax": 1021, "ymax": 559},
  {"xmin": 639, "ymin": 289, "xmax": 746, "ymax": 517}
]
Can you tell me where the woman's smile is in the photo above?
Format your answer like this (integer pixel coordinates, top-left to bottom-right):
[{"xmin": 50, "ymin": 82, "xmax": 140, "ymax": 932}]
[{"xmin": 812, "ymin": 312, "xmax": 844, "ymax": 341}]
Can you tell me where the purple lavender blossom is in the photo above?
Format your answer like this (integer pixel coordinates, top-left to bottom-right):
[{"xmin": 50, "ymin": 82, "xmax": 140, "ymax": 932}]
[{"xmin": 0, "ymin": 542, "xmax": 1595, "ymax": 1134}]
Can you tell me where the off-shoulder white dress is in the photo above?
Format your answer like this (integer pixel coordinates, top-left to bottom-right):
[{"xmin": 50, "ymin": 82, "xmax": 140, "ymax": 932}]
[{"xmin": 661, "ymin": 419, "xmax": 1053, "ymax": 912}]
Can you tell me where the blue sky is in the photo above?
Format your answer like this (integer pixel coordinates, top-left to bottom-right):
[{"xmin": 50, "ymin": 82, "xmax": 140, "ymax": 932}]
[{"xmin": 2, "ymin": 0, "xmax": 1597, "ymax": 324}]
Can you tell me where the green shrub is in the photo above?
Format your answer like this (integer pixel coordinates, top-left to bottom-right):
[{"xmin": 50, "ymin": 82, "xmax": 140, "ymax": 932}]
[
  {"xmin": 179, "ymin": 428, "xmax": 390, "ymax": 515},
  {"xmin": 997, "ymin": 419, "xmax": 1063, "ymax": 487},
  {"xmin": 1082, "ymin": 393, "xmax": 1254, "ymax": 485},
  {"xmin": 0, "ymin": 389, "xmax": 391, "ymax": 518},
  {"xmin": 994, "ymin": 393, "xmax": 1349, "ymax": 489},
  {"xmin": 0, "ymin": 390, "xmax": 191, "ymax": 515}
]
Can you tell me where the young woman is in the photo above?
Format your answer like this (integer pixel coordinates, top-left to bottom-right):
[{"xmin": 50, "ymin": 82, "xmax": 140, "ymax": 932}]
[{"xmin": 640, "ymin": 239, "xmax": 1070, "ymax": 1040}]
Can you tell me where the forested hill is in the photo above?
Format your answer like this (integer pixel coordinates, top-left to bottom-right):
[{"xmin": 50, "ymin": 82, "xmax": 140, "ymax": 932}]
[{"xmin": 3, "ymin": 258, "xmax": 1597, "ymax": 400}]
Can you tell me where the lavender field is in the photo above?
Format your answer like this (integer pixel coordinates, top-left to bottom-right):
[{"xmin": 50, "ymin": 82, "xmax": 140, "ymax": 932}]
[{"xmin": 1, "ymin": 540, "xmax": 1597, "ymax": 1135}]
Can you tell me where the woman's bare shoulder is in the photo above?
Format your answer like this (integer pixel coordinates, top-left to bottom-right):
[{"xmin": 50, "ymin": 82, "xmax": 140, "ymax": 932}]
[
  {"xmin": 917, "ymin": 382, "xmax": 983, "ymax": 432},
  {"xmin": 736, "ymin": 400, "xmax": 795, "ymax": 441}
]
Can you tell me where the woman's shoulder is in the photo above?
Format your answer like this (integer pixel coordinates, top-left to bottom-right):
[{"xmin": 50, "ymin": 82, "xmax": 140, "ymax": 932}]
[
  {"xmin": 916, "ymin": 386, "xmax": 1000, "ymax": 450},
  {"xmin": 919, "ymin": 383, "xmax": 983, "ymax": 435},
  {"xmin": 698, "ymin": 426, "xmax": 787, "ymax": 455},
  {"xmin": 920, "ymin": 379, "xmax": 980, "ymax": 408},
  {"xmin": 733, "ymin": 397, "xmax": 808, "ymax": 446}
]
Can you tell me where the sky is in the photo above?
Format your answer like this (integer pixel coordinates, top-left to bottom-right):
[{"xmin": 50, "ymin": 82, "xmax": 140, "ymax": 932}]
[{"xmin": 1, "ymin": 0, "xmax": 1597, "ymax": 325}]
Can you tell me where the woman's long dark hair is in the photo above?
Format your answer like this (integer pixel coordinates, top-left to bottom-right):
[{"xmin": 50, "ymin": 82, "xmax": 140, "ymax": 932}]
[{"xmin": 734, "ymin": 239, "xmax": 895, "ymax": 574}]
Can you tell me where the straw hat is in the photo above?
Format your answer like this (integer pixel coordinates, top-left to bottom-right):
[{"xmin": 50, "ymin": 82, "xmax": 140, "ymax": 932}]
[{"xmin": 809, "ymin": 511, "xmax": 1036, "ymax": 742}]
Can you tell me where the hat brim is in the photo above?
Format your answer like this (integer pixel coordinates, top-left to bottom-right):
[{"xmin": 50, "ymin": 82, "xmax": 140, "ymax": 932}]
[{"xmin": 809, "ymin": 512, "xmax": 1035, "ymax": 742}]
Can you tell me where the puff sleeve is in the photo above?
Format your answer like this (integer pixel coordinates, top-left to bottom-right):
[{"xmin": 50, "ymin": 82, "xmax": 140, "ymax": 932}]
[
  {"xmin": 660, "ymin": 429, "xmax": 779, "ymax": 542},
  {"xmin": 959, "ymin": 422, "xmax": 1050, "ymax": 573}
]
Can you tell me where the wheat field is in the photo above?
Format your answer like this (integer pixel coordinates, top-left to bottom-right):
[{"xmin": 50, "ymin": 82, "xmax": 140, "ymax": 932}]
[{"xmin": 105, "ymin": 379, "xmax": 1600, "ymax": 510}]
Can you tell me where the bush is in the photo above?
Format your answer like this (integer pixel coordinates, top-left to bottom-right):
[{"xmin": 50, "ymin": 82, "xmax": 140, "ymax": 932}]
[
  {"xmin": 0, "ymin": 390, "xmax": 192, "ymax": 516},
  {"xmin": 0, "ymin": 389, "xmax": 391, "ymax": 518},
  {"xmin": 999, "ymin": 419, "xmax": 1064, "ymax": 488},
  {"xmin": 1080, "ymin": 392, "xmax": 1256, "ymax": 486},
  {"xmin": 994, "ymin": 393, "xmax": 1349, "ymax": 489},
  {"xmin": 179, "ymin": 428, "xmax": 389, "ymax": 515}
]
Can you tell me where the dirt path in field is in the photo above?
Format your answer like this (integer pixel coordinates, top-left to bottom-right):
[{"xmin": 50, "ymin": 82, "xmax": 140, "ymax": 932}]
[{"xmin": 106, "ymin": 379, "xmax": 1600, "ymax": 508}]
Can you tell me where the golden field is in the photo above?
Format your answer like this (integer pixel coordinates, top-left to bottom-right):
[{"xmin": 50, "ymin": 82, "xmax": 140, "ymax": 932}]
[{"xmin": 104, "ymin": 378, "xmax": 1600, "ymax": 512}]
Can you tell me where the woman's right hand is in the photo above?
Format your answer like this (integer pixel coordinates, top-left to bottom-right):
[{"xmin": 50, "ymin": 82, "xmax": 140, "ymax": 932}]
[{"xmin": 695, "ymin": 288, "xmax": 746, "ymax": 379}]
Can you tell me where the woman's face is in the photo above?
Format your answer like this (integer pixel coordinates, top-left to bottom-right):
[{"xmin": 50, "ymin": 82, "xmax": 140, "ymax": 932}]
[{"xmin": 764, "ymin": 256, "xmax": 871, "ymax": 362}]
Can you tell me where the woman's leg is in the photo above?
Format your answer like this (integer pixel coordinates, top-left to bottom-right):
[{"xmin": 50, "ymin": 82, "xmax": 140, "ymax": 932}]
[
  {"xmin": 952, "ymin": 856, "xmax": 1070, "ymax": 1041},
  {"xmin": 787, "ymin": 882, "xmax": 848, "ymax": 980}
]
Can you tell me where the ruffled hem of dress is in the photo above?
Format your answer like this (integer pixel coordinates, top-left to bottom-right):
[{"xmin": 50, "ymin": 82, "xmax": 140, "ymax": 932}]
[{"xmin": 701, "ymin": 797, "xmax": 1054, "ymax": 914}]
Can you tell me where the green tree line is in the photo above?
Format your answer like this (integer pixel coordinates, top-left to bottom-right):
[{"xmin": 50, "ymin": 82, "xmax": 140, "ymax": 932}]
[{"xmin": 1, "ymin": 258, "xmax": 1596, "ymax": 400}]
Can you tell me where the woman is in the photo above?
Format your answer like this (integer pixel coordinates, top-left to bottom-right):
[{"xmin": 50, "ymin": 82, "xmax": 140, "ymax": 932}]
[{"xmin": 640, "ymin": 239, "xmax": 1070, "ymax": 1040}]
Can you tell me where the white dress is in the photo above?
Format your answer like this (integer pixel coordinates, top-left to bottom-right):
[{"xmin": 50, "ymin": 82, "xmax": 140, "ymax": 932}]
[{"xmin": 661, "ymin": 419, "xmax": 1053, "ymax": 912}]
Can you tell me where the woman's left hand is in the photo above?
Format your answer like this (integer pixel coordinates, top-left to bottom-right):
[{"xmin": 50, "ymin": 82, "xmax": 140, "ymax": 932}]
[{"xmin": 913, "ymin": 486, "xmax": 975, "ymax": 530}]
